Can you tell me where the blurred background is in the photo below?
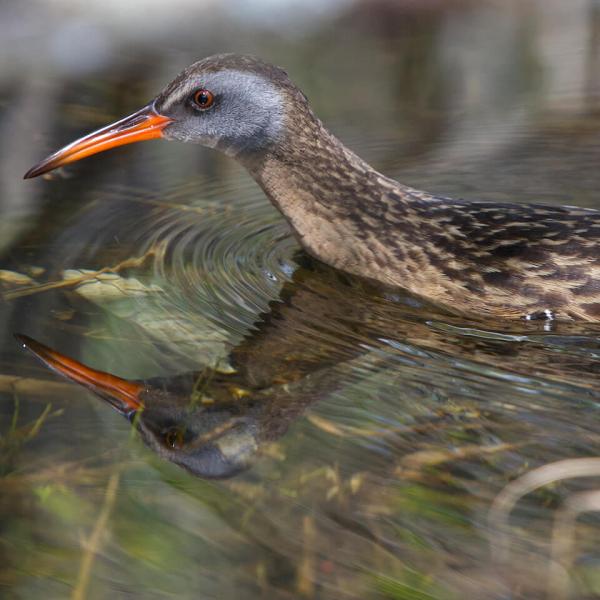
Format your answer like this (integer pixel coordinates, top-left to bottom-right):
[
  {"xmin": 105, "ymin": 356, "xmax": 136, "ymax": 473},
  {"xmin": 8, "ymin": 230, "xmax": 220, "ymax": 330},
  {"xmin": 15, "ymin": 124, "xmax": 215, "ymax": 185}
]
[{"xmin": 2, "ymin": 1, "xmax": 600, "ymax": 599}]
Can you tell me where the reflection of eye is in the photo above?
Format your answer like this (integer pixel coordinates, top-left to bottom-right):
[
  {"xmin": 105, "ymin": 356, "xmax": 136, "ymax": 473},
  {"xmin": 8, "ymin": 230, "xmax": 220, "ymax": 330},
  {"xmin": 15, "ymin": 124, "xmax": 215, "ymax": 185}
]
[
  {"xmin": 192, "ymin": 89, "xmax": 215, "ymax": 110},
  {"xmin": 164, "ymin": 427, "xmax": 185, "ymax": 448}
]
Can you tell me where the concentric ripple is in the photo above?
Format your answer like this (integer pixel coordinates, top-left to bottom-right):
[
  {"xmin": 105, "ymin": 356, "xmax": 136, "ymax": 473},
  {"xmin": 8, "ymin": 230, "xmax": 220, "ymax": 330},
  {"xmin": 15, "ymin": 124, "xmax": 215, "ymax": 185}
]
[{"xmin": 127, "ymin": 178, "xmax": 300, "ymax": 339}]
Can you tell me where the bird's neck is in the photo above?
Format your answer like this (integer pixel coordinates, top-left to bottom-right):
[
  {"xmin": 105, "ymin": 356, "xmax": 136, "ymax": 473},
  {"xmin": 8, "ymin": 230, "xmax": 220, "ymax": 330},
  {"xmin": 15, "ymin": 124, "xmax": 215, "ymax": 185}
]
[{"xmin": 241, "ymin": 114, "xmax": 417, "ymax": 282}]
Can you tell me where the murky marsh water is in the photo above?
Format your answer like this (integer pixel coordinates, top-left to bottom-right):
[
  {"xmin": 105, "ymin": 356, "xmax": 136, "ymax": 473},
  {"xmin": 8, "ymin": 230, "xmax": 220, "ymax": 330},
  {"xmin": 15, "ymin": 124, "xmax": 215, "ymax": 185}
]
[{"xmin": 1, "ymin": 1, "xmax": 600, "ymax": 598}]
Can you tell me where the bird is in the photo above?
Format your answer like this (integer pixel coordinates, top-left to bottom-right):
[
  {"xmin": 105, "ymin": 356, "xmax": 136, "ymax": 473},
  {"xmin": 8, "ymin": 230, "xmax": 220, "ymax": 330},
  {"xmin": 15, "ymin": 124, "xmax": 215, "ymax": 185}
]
[{"xmin": 24, "ymin": 54, "xmax": 600, "ymax": 322}]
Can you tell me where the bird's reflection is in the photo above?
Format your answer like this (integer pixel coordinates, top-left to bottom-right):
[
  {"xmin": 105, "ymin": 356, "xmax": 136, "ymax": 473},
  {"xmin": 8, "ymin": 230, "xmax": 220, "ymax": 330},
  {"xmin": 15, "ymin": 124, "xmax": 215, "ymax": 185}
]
[{"xmin": 17, "ymin": 260, "xmax": 600, "ymax": 479}]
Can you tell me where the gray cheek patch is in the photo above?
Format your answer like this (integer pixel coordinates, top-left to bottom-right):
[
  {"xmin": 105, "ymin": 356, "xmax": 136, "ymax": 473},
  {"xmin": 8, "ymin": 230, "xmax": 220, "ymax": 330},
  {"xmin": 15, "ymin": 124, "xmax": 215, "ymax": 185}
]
[{"xmin": 160, "ymin": 70, "xmax": 285, "ymax": 155}]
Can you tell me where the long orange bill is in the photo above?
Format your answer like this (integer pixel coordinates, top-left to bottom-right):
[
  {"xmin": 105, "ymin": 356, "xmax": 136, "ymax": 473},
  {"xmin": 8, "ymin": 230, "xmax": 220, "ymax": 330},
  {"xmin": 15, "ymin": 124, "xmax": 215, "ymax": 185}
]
[
  {"xmin": 23, "ymin": 103, "xmax": 172, "ymax": 179},
  {"xmin": 16, "ymin": 334, "xmax": 144, "ymax": 415}
]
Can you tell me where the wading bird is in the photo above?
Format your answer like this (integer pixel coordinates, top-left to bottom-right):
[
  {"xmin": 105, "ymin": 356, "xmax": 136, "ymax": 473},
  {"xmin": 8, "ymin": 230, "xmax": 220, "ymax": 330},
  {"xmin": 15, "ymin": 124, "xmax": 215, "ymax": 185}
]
[{"xmin": 25, "ymin": 54, "xmax": 600, "ymax": 321}]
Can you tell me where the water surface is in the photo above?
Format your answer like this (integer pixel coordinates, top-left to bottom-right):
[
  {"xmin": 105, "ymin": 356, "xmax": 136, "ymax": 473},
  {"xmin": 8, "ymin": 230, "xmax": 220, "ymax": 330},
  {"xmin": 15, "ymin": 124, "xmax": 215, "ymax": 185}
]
[{"xmin": 1, "ymin": 1, "xmax": 600, "ymax": 598}]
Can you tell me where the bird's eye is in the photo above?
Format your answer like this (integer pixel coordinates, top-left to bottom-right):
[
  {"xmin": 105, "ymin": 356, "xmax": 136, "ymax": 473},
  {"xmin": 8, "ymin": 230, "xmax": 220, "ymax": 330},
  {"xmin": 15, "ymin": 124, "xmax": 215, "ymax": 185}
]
[
  {"xmin": 164, "ymin": 427, "xmax": 185, "ymax": 448},
  {"xmin": 192, "ymin": 89, "xmax": 215, "ymax": 110}
]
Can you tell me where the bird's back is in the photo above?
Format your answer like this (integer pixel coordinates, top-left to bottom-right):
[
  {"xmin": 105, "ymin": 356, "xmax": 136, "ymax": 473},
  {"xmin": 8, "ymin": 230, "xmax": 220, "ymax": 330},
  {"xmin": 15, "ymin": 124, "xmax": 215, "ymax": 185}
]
[{"xmin": 391, "ymin": 190, "xmax": 600, "ymax": 320}]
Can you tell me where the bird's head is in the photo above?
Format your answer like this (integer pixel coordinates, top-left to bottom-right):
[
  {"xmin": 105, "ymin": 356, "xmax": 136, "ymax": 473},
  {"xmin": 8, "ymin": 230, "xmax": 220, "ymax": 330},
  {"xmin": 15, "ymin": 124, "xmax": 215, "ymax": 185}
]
[{"xmin": 24, "ymin": 54, "xmax": 307, "ymax": 179}]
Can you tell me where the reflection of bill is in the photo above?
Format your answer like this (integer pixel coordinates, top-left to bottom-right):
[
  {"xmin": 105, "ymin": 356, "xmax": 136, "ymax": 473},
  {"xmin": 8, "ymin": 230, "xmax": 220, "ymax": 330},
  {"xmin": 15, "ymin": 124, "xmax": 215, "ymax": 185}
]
[{"xmin": 17, "ymin": 332, "xmax": 294, "ymax": 479}]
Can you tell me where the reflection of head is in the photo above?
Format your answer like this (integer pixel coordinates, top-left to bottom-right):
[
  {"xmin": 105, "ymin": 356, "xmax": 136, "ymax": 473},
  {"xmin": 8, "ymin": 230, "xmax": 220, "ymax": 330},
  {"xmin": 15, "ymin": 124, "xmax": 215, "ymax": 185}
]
[
  {"xmin": 135, "ymin": 397, "xmax": 260, "ymax": 478},
  {"xmin": 16, "ymin": 335, "xmax": 262, "ymax": 479}
]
